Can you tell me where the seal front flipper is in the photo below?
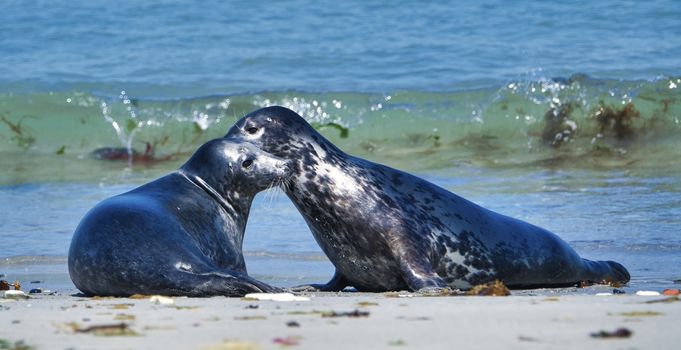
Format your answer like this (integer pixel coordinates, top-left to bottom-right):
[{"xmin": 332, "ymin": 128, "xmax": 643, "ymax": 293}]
[
  {"xmin": 158, "ymin": 269, "xmax": 282, "ymax": 297},
  {"xmin": 288, "ymin": 270, "xmax": 349, "ymax": 292}
]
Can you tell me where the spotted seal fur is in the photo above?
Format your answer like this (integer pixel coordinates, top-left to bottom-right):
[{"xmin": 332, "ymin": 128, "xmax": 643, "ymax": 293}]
[
  {"xmin": 68, "ymin": 139, "xmax": 290, "ymax": 296},
  {"xmin": 225, "ymin": 106, "xmax": 631, "ymax": 292}
]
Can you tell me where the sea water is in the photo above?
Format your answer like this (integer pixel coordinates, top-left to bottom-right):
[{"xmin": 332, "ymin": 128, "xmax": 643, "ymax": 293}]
[{"xmin": 1, "ymin": 0, "xmax": 680, "ymax": 293}]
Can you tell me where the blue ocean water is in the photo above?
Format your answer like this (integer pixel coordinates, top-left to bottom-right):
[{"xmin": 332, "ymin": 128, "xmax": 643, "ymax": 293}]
[{"xmin": 1, "ymin": 0, "xmax": 680, "ymax": 292}]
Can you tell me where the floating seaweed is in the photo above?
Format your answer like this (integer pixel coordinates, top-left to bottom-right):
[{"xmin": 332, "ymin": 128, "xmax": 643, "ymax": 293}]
[
  {"xmin": 90, "ymin": 142, "xmax": 174, "ymax": 164},
  {"xmin": 310, "ymin": 122, "xmax": 349, "ymax": 138},
  {"xmin": 0, "ymin": 114, "xmax": 36, "ymax": 150},
  {"xmin": 541, "ymin": 102, "xmax": 579, "ymax": 148},
  {"xmin": 592, "ymin": 102, "xmax": 641, "ymax": 141}
]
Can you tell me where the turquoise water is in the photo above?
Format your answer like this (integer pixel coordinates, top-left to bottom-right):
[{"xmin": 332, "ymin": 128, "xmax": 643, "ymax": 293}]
[{"xmin": 1, "ymin": 0, "xmax": 680, "ymax": 292}]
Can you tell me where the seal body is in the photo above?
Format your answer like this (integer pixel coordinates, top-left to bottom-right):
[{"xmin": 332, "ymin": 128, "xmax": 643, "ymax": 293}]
[
  {"xmin": 225, "ymin": 106, "xmax": 631, "ymax": 291},
  {"xmin": 68, "ymin": 139, "xmax": 290, "ymax": 296}
]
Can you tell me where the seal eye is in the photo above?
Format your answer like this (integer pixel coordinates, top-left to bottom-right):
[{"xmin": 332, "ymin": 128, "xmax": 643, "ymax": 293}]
[
  {"xmin": 246, "ymin": 127, "xmax": 258, "ymax": 134},
  {"xmin": 241, "ymin": 159, "xmax": 253, "ymax": 168}
]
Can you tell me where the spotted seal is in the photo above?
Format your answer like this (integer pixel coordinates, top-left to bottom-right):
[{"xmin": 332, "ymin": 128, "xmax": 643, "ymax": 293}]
[
  {"xmin": 225, "ymin": 106, "xmax": 631, "ymax": 291},
  {"xmin": 68, "ymin": 139, "xmax": 290, "ymax": 296}
]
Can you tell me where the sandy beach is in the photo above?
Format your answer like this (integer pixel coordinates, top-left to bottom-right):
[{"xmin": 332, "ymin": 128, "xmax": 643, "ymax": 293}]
[{"xmin": 1, "ymin": 288, "xmax": 679, "ymax": 350}]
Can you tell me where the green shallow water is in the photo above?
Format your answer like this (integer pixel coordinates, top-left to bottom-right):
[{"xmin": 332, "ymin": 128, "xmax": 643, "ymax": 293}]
[{"xmin": 1, "ymin": 76, "xmax": 680, "ymax": 293}]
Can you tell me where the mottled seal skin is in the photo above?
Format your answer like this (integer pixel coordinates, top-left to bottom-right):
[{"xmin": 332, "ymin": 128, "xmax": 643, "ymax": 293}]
[
  {"xmin": 68, "ymin": 139, "xmax": 291, "ymax": 297},
  {"xmin": 225, "ymin": 106, "xmax": 631, "ymax": 292}
]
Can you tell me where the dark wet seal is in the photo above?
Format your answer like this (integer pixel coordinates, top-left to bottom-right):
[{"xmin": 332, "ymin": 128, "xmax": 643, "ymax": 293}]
[
  {"xmin": 590, "ymin": 328, "xmax": 632, "ymax": 339},
  {"xmin": 69, "ymin": 139, "xmax": 290, "ymax": 297}
]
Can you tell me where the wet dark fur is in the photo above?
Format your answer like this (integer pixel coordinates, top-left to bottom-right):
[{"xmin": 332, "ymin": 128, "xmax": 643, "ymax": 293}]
[
  {"xmin": 226, "ymin": 106, "xmax": 631, "ymax": 292},
  {"xmin": 68, "ymin": 139, "xmax": 290, "ymax": 296}
]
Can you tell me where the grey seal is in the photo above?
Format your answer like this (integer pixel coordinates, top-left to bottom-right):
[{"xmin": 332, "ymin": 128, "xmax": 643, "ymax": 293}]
[
  {"xmin": 68, "ymin": 139, "xmax": 290, "ymax": 296},
  {"xmin": 225, "ymin": 106, "xmax": 631, "ymax": 292}
]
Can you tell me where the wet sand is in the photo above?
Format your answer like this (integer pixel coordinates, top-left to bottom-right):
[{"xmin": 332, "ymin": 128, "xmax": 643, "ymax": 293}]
[{"xmin": 1, "ymin": 289, "xmax": 679, "ymax": 350}]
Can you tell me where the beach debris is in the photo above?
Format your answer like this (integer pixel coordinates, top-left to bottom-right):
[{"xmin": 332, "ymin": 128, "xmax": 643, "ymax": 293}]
[
  {"xmin": 243, "ymin": 293, "xmax": 310, "ymax": 302},
  {"xmin": 0, "ymin": 281, "xmax": 9, "ymax": 290},
  {"xmin": 518, "ymin": 336, "xmax": 540, "ymax": 342},
  {"xmin": 244, "ymin": 304, "xmax": 260, "ymax": 309},
  {"xmin": 620, "ymin": 311, "xmax": 662, "ymax": 317},
  {"xmin": 613, "ymin": 289, "xmax": 626, "ymax": 294},
  {"xmin": 383, "ymin": 292, "xmax": 416, "ymax": 298},
  {"xmin": 286, "ymin": 320, "xmax": 300, "ymax": 327},
  {"xmin": 12, "ymin": 282, "xmax": 20, "ymax": 291},
  {"xmin": 321, "ymin": 309, "xmax": 370, "ymax": 318},
  {"xmin": 590, "ymin": 327, "xmax": 632, "ymax": 339},
  {"xmin": 149, "ymin": 295, "xmax": 175, "ymax": 305},
  {"xmin": 286, "ymin": 310, "xmax": 324, "ymax": 316},
  {"xmin": 417, "ymin": 287, "xmax": 458, "ymax": 297},
  {"xmin": 272, "ymin": 336, "xmax": 302, "ymax": 347},
  {"xmin": 388, "ymin": 339, "xmax": 406, "ymax": 346},
  {"xmin": 1, "ymin": 291, "xmax": 29, "ymax": 300},
  {"xmin": 467, "ymin": 280, "xmax": 511, "ymax": 296},
  {"xmin": 29, "ymin": 281, "xmax": 41, "ymax": 284},
  {"xmin": 644, "ymin": 296, "xmax": 680, "ymax": 304},
  {"xmin": 397, "ymin": 316, "xmax": 431, "ymax": 321},
  {"xmin": 173, "ymin": 305, "xmax": 200, "ymax": 310},
  {"xmin": 357, "ymin": 301, "xmax": 379, "ymax": 307},
  {"xmin": 129, "ymin": 294, "xmax": 150, "ymax": 299},
  {"xmin": 234, "ymin": 316, "xmax": 267, "ymax": 321},
  {"xmin": 69, "ymin": 322, "xmax": 138, "ymax": 336},
  {"xmin": 662, "ymin": 288, "xmax": 680, "ymax": 296},
  {"xmin": 110, "ymin": 303, "xmax": 133, "ymax": 310},
  {"xmin": 201, "ymin": 340, "xmax": 262, "ymax": 350},
  {"xmin": 636, "ymin": 291, "xmax": 661, "ymax": 296},
  {"xmin": 0, "ymin": 338, "xmax": 34, "ymax": 350},
  {"xmin": 114, "ymin": 314, "xmax": 136, "ymax": 321}
]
